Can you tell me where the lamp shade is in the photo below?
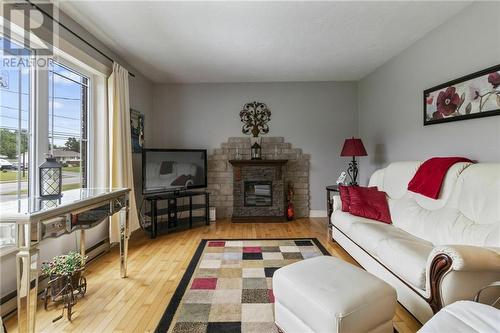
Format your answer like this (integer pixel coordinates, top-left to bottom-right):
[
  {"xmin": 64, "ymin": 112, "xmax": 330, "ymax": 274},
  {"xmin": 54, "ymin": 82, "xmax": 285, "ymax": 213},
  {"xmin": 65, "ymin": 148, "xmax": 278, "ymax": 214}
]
[{"xmin": 340, "ymin": 138, "xmax": 367, "ymax": 157}]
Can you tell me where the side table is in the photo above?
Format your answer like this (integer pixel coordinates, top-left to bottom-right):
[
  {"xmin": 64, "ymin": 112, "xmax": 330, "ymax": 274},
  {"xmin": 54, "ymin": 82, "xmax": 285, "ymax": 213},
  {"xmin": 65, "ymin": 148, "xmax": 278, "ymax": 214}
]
[{"xmin": 326, "ymin": 185, "xmax": 340, "ymax": 226}]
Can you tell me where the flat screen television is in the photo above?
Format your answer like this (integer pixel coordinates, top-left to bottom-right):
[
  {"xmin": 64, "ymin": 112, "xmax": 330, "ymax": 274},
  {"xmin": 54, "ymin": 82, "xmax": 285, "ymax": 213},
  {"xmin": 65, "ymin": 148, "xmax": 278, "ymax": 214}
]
[{"xmin": 142, "ymin": 149, "xmax": 207, "ymax": 194}]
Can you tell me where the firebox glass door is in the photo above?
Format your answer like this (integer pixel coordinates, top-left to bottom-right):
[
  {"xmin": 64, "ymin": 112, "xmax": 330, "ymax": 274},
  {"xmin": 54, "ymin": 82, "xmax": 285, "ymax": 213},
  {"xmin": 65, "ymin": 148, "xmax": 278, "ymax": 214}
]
[{"xmin": 244, "ymin": 181, "xmax": 272, "ymax": 206}]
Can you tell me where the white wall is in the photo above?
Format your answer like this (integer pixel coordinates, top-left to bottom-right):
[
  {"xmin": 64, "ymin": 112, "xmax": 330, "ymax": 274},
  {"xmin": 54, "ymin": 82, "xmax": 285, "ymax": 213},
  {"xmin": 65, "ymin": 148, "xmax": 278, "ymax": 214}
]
[
  {"xmin": 358, "ymin": 2, "xmax": 500, "ymax": 184},
  {"xmin": 152, "ymin": 82, "xmax": 358, "ymax": 211}
]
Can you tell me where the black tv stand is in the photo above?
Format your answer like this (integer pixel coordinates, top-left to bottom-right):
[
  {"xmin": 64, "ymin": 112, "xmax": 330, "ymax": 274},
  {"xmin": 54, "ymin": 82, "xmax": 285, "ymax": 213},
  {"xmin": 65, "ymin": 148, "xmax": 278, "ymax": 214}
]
[{"xmin": 142, "ymin": 190, "xmax": 210, "ymax": 238}]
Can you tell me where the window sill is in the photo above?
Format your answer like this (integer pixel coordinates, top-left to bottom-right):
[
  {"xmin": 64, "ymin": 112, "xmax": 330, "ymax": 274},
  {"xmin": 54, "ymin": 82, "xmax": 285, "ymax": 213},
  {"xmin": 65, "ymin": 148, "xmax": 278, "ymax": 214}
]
[{"xmin": 0, "ymin": 245, "xmax": 17, "ymax": 258}]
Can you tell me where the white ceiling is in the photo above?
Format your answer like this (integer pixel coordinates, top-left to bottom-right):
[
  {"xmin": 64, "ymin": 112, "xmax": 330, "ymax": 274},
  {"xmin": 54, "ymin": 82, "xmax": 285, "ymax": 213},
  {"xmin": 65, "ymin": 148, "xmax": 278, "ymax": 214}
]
[{"xmin": 61, "ymin": 1, "xmax": 471, "ymax": 84}]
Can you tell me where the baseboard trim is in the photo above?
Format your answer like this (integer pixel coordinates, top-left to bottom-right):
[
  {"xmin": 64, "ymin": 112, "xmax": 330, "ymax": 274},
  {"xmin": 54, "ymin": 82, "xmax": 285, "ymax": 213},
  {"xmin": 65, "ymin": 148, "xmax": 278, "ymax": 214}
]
[{"xmin": 309, "ymin": 210, "xmax": 327, "ymax": 217}]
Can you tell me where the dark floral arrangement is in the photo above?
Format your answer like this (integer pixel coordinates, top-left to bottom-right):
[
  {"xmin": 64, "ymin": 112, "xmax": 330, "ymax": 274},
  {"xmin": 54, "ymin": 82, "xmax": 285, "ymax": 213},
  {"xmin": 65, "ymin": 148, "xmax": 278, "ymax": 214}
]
[
  {"xmin": 428, "ymin": 71, "xmax": 500, "ymax": 120},
  {"xmin": 41, "ymin": 251, "xmax": 87, "ymax": 276}
]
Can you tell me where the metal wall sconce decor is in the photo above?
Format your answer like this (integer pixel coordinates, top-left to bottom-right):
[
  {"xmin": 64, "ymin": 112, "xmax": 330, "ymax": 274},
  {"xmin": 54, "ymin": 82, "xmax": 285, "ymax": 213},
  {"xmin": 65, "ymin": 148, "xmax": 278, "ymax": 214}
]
[{"xmin": 240, "ymin": 102, "xmax": 271, "ymax": 137}]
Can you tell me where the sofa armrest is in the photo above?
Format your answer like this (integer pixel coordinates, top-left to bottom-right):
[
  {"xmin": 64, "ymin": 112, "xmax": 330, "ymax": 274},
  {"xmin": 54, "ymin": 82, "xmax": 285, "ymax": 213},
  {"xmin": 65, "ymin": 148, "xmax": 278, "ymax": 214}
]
[
  {"xmin": 428, "ymin": 245, "xmax": 500, "ymax": 272},
  {"xmin": 425, "ymin": 245, "xmax": 500, "ymax": 313},
  {"xmin": 332, "ymin": 195, "xmax": 342, "ymax": 212}
]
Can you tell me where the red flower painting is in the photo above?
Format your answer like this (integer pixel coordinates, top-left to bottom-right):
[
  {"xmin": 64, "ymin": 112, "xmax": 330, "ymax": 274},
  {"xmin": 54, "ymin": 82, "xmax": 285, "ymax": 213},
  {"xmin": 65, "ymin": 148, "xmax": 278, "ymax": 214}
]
[
  {"xmin": 488, "ymin": 72, "xmax": 500, "ymax": 88},
  {"xmin": 435, "ymin": 87, "xmax": 460, "ymax": 117},
  {"xmin": 425, "ymin": 66, "xmax": 500, "ymax": 125}
]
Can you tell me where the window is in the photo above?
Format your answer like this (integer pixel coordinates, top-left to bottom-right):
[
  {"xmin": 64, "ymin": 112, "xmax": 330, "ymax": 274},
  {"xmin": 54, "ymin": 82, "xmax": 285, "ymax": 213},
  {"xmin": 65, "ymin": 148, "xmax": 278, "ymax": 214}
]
[
  {"xmin": 0, "ymin": 36, "xmax": 32, "ymax": 202},
  {"xmin": 0, "ymin": 34, "xmax": 93, "ymax": 249},
  {"xmin": 48, "ymin": 60, "xmax": 89, "ymax": 191}
]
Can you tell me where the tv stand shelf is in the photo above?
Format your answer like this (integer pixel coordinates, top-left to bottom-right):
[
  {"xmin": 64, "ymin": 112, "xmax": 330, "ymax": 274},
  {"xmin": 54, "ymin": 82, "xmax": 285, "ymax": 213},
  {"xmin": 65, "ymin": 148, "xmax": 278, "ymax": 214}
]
[{"xmin": 142, "ymin": 190, "xmax": 209, "ymax": 238}]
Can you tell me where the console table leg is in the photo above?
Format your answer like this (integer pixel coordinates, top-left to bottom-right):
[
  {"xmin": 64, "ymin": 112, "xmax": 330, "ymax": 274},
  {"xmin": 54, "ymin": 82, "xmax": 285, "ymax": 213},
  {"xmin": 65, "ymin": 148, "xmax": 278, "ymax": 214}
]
[
  {"xmin": 119, "ymin": 203, "xmax": 130, "ymax": 278},
  {"xmin": 16, "ymin": 246, "xmax": 39, "ymax": 333},
  {"xmin": 79, "ymin": 230, "xmax": 86, "ymax": 257}
]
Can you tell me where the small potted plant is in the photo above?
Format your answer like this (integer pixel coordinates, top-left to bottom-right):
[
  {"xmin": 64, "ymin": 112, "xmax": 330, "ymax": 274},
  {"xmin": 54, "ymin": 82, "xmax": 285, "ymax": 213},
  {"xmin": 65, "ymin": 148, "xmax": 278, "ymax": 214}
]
[{"xmin": 41, "ymin": 251, "xmax": 87, "ymax": 312}]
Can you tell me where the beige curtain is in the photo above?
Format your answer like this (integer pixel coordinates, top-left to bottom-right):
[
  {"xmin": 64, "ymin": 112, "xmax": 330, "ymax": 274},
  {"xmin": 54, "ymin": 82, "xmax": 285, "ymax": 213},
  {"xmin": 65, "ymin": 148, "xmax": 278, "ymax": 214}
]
[{"xmin": 108, "ymin": 62, "xmax": 139, "ymax": 243}]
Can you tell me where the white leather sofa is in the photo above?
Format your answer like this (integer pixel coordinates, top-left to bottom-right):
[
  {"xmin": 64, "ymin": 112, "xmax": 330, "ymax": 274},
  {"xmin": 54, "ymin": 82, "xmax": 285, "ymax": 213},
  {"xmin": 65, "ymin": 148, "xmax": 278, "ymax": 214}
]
[
  {"xmin": 418, "ymin": 300, "xmax": 500, "ymax": 332},
  {"xmin": 330, "ymin": 162, "xmax": 500, "ymax": 323}
]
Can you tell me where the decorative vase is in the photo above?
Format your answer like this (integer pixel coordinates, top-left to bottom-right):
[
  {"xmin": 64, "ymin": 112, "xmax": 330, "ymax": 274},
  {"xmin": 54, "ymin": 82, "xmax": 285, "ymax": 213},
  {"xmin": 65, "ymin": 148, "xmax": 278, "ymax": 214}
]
[
  {"xmin": 286, "ymin": 202, "xmax": 295, "ymax": 221},
  {"xmin": 286, "ymin": 181, "xmax": 294, "ymax": 221}
]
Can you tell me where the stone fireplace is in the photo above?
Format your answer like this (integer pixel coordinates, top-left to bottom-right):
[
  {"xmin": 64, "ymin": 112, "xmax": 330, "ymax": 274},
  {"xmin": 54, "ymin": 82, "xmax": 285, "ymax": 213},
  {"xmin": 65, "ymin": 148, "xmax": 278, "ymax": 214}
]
[
  {"xmin": 229, "ymin": 159, "xmax": 288, "ymax": 220},
  {"xmin": 207, "ymin": 137, "xmax": 310, "ymax": 219}
]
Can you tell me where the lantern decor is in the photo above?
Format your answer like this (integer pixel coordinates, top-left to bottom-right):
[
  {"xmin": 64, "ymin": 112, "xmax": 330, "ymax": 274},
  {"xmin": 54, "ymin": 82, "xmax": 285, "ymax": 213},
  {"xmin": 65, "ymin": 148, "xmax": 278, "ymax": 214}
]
[
  {"xmin": 39, "ymin": 155, "xmax": 62, "ymax": 199},
  {"xmin": 251, "ymin": 142, "xmax": 262, "ymax": 160}
]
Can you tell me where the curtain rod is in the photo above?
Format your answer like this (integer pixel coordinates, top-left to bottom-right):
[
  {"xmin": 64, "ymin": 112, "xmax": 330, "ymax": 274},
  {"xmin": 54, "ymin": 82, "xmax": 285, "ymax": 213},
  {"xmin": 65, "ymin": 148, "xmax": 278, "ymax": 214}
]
[{"xmin": 26, "ymin": 0, "xmax": 136, "ymax": 78}]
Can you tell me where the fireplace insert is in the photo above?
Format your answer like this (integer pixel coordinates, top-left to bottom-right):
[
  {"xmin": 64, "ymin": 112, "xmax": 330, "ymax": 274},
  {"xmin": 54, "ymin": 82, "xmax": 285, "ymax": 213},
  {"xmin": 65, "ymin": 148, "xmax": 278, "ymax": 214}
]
[{"xmin": 244, "ymin": 181, "xmax": 272, "ymax": 207}]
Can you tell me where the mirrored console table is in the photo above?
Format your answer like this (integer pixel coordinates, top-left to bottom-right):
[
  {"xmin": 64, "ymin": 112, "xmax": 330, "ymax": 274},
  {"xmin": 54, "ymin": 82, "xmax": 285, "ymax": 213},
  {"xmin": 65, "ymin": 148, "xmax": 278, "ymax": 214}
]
[{"xmin": 0, "ymin": 188, "xmax": 130, "ymax": 333}]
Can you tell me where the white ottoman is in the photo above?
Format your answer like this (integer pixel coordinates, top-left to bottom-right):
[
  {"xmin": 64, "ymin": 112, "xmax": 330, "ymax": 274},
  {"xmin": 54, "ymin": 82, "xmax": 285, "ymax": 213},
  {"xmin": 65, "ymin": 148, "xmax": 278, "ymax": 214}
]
[{"xmin": 273, "ymin": 256, "xmax": 397, "ymax": 333}]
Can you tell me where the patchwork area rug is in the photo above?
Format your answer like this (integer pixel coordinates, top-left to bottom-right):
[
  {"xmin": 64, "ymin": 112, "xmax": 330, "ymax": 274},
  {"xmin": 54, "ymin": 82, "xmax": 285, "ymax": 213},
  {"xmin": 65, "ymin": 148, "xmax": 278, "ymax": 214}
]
[{"xmin": 156, "ymin": 238, "xmax": 330, "ymax": 333}]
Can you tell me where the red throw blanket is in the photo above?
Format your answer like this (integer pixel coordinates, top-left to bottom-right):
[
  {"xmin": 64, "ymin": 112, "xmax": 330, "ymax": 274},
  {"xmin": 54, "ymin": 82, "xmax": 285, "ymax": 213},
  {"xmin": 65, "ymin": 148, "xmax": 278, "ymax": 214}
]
[{"xmin": 408, "ymin": 157, "xmax": 473, "ymax": 199}]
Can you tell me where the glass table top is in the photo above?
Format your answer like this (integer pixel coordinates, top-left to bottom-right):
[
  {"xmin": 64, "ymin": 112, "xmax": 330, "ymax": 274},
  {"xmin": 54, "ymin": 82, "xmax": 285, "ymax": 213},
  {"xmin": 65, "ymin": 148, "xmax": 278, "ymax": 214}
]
[{"xmin": 0, "ymin": 188, "xmax": 128, "ymax": 219}]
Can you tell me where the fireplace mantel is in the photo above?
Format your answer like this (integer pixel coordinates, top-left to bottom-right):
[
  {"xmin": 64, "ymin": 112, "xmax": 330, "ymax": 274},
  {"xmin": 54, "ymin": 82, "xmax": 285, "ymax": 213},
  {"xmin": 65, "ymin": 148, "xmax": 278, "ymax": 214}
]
[{"xmin": 229, "ymin": 159, "xmax": 288, "ymax": 166}]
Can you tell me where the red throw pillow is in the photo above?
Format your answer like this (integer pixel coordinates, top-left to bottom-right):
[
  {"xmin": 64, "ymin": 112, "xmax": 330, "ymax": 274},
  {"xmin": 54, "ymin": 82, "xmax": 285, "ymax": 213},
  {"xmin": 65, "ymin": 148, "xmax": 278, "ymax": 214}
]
[
  {"xmin": 348, "ymin": 186, "xmax": 392, "ymax": 224},
  {"xmin": 339, "ymin": 185, "xmax": 351, "ymax": 212},
  {"xmin": 339, "ymin": 185, "xmax": 377, "ymax": 212}
]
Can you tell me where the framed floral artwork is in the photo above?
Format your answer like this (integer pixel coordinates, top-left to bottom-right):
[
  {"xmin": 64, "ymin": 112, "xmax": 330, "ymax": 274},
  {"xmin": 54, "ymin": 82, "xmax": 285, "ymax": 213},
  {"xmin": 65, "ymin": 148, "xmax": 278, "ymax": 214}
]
[
  {"xmin": 130, "ymin": 108, "xmax": 145, "ymax": 153},
  {"xmin": 424, "ymin": 64, "xmax": 500, "ymax": 125}
]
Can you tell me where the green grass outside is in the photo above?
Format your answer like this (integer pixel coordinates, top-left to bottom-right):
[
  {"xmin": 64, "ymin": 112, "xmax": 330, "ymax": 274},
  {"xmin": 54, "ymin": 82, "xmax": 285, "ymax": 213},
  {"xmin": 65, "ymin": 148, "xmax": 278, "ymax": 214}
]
[
  {"xmin": 4, "ymin": 183, "xmax": 82, "ymax": 196},
  {"xmin": 63, "ymin": 166, "xmax": 81, "ymax": 173},
  {"xmin": 0, "ymin": 171, "xmax": 28, "ymax": 183},
  {"xmin": 61, "ymin": 183, "xmax": 82, "ymax": 191},
  {"xmin": 1, "ymin": 167, "xmax": 79, "ymax": 183}
]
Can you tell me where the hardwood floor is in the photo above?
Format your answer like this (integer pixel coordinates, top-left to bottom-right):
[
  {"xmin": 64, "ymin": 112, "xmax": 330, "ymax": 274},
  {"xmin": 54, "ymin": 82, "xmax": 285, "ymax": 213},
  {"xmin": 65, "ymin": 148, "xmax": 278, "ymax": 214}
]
[{"xmin": 5, "ymin": 218, "xmax": 421, "ymax": 333}]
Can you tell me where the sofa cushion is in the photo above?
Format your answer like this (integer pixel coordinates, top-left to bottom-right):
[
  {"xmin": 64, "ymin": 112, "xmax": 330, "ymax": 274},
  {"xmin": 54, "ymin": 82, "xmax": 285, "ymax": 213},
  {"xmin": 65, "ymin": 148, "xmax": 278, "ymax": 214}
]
[
  {"xmin": 348, "ymin": 186, "xmax": 392, "ymax": 224},
  {"xmin": 339, "ymin": 185, "xmax": 350, "ymax": 212},
  {"xmin": 390, "ymin": 197, "xmax": 499, "ymax": 246},
  {"xmin": 448, "ymin": 164, "xmax": 500, "ymax": 226},
  {"xmin": 347, "ymin": 220, "xmax": 432, "ymax": 256},
  {"xmin": 331, "ymin": 210, "xmax": 381, "ymax": 239},
  {"xmin": 412, "ymin": 162, "xmax": 472, "ymax": 211},
  {"xmin": 368, "ymin": 168, "xmax": 384, "ymax": 188},
  {"xmin": 376, "ymin": 238, "xmax": 433, "ymax": 290},
  {"xmin": 382, "ymin": 161, "xmax": 421, "ymax": 200},
  {"xmin": 339, "ymin": 185, "xmax": 378, "ymax": 212}
]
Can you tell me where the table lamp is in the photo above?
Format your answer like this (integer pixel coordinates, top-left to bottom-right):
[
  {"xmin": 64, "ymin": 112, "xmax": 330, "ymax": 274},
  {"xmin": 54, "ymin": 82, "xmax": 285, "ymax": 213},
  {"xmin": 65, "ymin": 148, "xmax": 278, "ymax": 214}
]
[{"xmin": 340, "ymin": 137, "xmax": 367, "ymax": 185}]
